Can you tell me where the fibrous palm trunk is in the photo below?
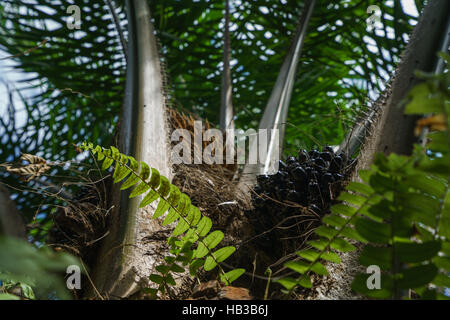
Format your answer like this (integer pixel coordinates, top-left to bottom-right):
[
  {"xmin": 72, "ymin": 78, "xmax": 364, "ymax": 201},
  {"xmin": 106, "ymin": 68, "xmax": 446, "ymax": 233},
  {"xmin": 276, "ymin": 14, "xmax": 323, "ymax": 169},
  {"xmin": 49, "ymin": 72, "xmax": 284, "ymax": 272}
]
[
  {"xmin": 86, "ymin": 0, "xmax": 173, "ymax": 299},
  {"xmin": 322, "ymin": 0, "xmax": 450, "ymax": 300},
  {"xmin": 340, "ymin": 0, "xmax": 450, "ymax": 160}
]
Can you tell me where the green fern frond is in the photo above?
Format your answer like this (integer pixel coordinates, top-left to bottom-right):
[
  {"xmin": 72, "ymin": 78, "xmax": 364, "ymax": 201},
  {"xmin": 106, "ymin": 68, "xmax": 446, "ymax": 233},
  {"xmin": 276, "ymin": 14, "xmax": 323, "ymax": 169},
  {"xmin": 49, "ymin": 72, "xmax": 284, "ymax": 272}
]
[
  {"xmin": 277, "ymin": 174, "xmax": 374, "ymax": 292},
  {"xmin": 279, "ymin": 62, "xmax": 450, "ymax": 299},
  {"xmin": 279, "ymin": 152, "xmax": 450, "ymax": 299},
  {"xmin": 80, "ymin": 142, "xmax": 245, "ymax": 298}
]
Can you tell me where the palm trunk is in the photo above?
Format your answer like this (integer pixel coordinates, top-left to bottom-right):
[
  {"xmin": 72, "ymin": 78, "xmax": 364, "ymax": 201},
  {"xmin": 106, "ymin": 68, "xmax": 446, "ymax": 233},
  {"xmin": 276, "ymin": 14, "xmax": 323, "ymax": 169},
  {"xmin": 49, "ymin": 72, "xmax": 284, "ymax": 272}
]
[
  {"xmin": 340, "ymin": 0, "xmax": 450, "ymax": 160},
  {"xmin": 86, "ymin": 0, "xmax": 173, "ymax": 299},
  {"xmin": 320, "ymin": 0, "xmax": 450, "ymax": 300}
]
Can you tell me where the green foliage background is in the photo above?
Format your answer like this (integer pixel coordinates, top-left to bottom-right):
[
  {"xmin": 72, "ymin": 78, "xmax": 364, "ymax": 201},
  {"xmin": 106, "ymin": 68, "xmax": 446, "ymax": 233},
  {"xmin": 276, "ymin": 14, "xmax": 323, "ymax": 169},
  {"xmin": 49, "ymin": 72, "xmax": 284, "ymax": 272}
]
[
  {"xmin": 278, "ymin": 56, "xmax": 450, "ymax": 299},
  {"xmin": 80, "ymin": 142, "xmax": 245, "ymax": 298},
  {"xmin": 0, "ymin": 1, "xmax": 423, "ymax": 240},
  {"xmin": 1, "ymin": 0, "xmax": 448, "ymax": 300},
  {"xmin": 0, "ymin": 236, "xmax": 81, "ymax": 299}
]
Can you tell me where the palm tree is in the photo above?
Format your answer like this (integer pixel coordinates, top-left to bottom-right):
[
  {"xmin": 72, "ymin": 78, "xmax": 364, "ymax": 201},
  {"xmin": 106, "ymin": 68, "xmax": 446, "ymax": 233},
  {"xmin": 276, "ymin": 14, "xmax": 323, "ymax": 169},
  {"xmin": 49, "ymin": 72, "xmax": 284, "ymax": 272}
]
[
  {"xmin": 330, "ymin": 0, "xmax": 450, "ymax": 298},
  {"xmin": 2, "ymin": 0, "xmax": 445, "ymax": 299},
  {"xmin": 84, "ymin": 0, "xmax": 174, "ymax": 298}
]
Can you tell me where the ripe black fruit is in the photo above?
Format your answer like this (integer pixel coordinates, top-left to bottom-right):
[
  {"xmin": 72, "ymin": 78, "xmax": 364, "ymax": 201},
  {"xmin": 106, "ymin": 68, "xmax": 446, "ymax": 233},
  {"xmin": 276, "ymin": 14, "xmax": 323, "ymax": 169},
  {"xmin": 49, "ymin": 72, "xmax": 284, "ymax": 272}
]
[
  {"xmin": 285, "ymin": 181, "xmax": 295, "ymax": 190},
  {"xmin": 308, "ymin": 150, "xmax": 320, "ymax": 159},
  {"xmin": 249, "ymin": 147, "xmax": 352, "ymax": 256},
  {"xmin": 324, "ymin": 146, "xmax": 334, "ymax": 154},
  {"xmin": 276, "ymin": 188, "xmax": 289, "ymax": 200},
  {"xmin": 319, "ymin": 151, "xmax": 332, "ymax": 162},
  {"xmin": 339, "ymin": 152, "xmax": 347, "ymax": 164},
  {"xmin": 333, "ymin": 155, "xmax": 343, "ymax": 167},
  {"xmin": 321, "ymin": 172, "xmax": 335, "ymax": 185},
  {"xmin": 273, "ymin": 171, "xmax": 284, "ymax": 183},
  {"xmin": 278, "ymin": 160, "xmax": 288, "ymax": 172},
  {"xmin": 307, "ymin": 169, "xmax": 319, "ymax": 181},
  {"xmin": 309, "ymin": 204, "xmax": 321, "ymax": 214},
  {"xmin": 313, "ymin": 157, "xmax": 327, "ymax": 168},
  {"xmin": 287, "ymin": 190, "xmax": 300, "ymax": 202},
  {"xmin": 257, "ymin": 174, "xmax": 270, "ymax": 186},
  {"xmin": 291, "ymin": 166, "xmax": 307, "ymax": 182},
  {"xmin": 286, "ymin": 156, "xmax": 297, "ymax": 166},
  {"xmin": 308, "ymin": 181, "xmax": 320, "ymax": 194},
  {"xmin": 253, "ymin": 185, "xmax": 263, "ymax": 194},
  {"xmin": 297, "ymin": 149, "xmax": 308, "ymax": 163},
  {"xmin": 329, "ymin": 155, "xmax": 343, "ymax": 172}
]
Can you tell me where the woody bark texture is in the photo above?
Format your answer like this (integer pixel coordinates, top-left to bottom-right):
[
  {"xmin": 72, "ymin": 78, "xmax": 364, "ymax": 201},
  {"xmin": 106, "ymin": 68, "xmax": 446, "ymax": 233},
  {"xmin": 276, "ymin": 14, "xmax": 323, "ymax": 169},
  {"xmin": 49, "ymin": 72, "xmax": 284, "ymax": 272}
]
[
  {"xmin": 358, "ymin": 0, "xmax": 449, "ymax": 162},
  {"xmin": 86, "ymin": 0, "xmax": 173, "ymax": 299},
  {"xmin": 315, "ymin": 0, "xmax": 450, "ymax": 300}
]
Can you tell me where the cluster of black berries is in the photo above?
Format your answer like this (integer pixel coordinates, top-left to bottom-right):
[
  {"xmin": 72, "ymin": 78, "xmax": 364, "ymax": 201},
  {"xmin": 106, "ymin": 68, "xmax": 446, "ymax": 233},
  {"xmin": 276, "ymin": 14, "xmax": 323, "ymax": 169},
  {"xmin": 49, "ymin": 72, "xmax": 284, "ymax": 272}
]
[{"xmin": 249, "ymin": 147, "xmax": 352, "ymax": 254}]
